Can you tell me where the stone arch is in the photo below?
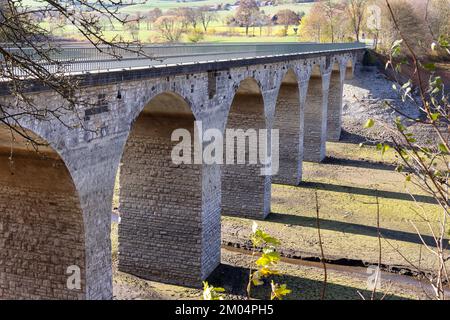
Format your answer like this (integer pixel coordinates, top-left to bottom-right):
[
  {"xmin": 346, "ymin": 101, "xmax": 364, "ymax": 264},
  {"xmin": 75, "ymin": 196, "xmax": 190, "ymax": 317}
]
[
  {"xmin": 272, "ymin": 69, "xmax": 303, "ymax": 185},
  {"xmin": 222, "ymin": 77, "xmax": 270, "ymax": 219},
  {"xmin": 0, "ymin": 124, "xmax": 86, "ymax": 299},
  {"xmin": 117, "ymin": 91, "xmax": 219, "ymax": 287},
  {"xmin": 303, "ymin": 63, "xmax": 329, "ymax": 162}
]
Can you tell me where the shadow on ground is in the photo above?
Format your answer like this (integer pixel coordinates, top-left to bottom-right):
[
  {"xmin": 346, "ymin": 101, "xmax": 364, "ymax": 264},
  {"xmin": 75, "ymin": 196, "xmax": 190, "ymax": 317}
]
[
  {"xmin": 298, "ymin": 181, "xmax": 437, "ymax": 205},
  {"xmin": 322, "ymin": 156, "xmax": 400, "ymax": 172},
  {"xmin": 207, "ymin": 263, "xmax": 408, "ymax": 300},
  {"xmin": 268, "ymin": 212, "xmax": 446, "ymax": 248},
  {"xmin": 339, "ymin": 130, "xmax": 378, "ymax": 145}
]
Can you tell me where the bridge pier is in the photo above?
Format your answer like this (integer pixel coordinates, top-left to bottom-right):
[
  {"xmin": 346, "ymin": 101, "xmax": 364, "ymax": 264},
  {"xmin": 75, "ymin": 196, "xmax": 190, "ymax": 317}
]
[
  {"xmin": 272, "ymin": 71, "xmax": 303, "ymax": 186},
  {"xmin": 327, "ymin": 69, "xmax": 344, "ymax": 142},
  {"xmin": 118, "ymin": 93, "xmax": 220, "ymax": 287},
  {"xmin": 222, "ymin": 79, "xmax": 270, "ymax": 219},
  {"xmin": 303, "ymin": 71, "xmax": 330, "ymax": 163}
]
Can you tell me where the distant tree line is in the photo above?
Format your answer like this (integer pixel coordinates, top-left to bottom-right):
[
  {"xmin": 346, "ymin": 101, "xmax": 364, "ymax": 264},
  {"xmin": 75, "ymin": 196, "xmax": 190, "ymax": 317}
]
[{"xmin": 300, "ymin": 0, "xmax": 449, "ymax": 57}]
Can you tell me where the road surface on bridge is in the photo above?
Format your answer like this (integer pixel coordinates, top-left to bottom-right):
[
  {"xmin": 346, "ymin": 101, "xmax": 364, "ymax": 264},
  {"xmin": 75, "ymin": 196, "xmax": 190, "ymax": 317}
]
[{"xmin": 1, "ymin": 42, "xmax": 366, "ymax": 76}]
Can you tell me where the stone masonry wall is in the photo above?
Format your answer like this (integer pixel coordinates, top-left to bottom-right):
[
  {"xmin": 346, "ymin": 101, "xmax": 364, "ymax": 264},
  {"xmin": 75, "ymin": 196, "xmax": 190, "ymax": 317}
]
[
  {"xmin": 303, "ymin": 75, "xmax": 329, "ymax": 162},
  {"xmin": 0, "ymin": 151, "xmax": 85, "ymax": 299},
  {"xmin": 118, "ymin": 113, "xmax": 206, "ymax": 287},
  {"xmin": 327, "ymin": 71, "xmax": 344, "ymax": 142},
  {"xmin": 222, "ymin": 93, "xmax": 270, "ymax": 219},
  {"xmin": 272, "ymin": 83, "xmax": 303, "ymax": 185}
]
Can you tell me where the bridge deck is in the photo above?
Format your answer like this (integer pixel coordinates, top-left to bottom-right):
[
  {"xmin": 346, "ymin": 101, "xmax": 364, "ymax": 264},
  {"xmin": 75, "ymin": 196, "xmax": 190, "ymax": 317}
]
[{"xmin": 2, "ymin": 43, "xmax": 366, "ymax": 75}]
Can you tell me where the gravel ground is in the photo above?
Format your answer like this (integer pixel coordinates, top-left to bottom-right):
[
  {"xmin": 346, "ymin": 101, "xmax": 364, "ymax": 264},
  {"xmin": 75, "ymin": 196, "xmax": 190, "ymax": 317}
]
[{"xmin": 341, "ymin": 65, "xmax": 442, "ymax": 145}]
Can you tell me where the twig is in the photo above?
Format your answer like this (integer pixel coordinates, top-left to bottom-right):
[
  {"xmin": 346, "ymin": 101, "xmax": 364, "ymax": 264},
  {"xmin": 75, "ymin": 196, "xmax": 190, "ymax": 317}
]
[
  {"xmin": 315, "ymin": 189, "xmax": 327, "ymax": 300},
  {"xmin": 371, "ymin": 193, "xmax": 382, "ymax": 300}
]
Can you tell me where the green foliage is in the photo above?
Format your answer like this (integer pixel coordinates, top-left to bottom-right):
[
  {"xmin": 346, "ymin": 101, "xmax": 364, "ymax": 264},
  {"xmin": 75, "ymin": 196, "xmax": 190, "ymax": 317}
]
[
  {"xmin": 391, "ymin": 39, "xmax": 403, "ymax": 58},
  {"xmin": 251, "ymin": 221, "xmax": 280, "ymax": 247},
  {"xmin": 438, "ymin": 143, "xmax": 449, "ymax": 154},
  {"xmin": 270, "ymin": 281, "xmax": 292, "ymax": 300},
  {"xmin": 422, "ymin": 62, "xmax": 436, "ymax": 72},
  {"xmin": 202, "ymin": 281, "xmax": 225, "ymax": 300},
  {"xmin": 376, "ymin": 143, "xmax": 390, "ymax": 156},
  {"xmin": 187, "ymin": 30, "xmax": 204, "ymax": 43},
  {"xmin": 247, "ymin": 222, "xmax": 290, "ymax": 299},
  {"xmin": 429, "ymin": 76, "xmax": 443, "ymax": 95},
  {"xmin": 364, "ymin": 118, "xmax": 375, "ymax": 128},
  {"xmin": 383, "ymin": 25, "xmax": 450, "ymax": 300}
]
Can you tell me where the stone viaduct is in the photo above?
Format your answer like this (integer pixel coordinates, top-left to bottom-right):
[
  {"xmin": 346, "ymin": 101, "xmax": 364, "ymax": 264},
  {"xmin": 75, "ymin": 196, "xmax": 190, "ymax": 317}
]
[{"xmin": 0, "ymin": 43, "xmax": 365, "ymax": 299}]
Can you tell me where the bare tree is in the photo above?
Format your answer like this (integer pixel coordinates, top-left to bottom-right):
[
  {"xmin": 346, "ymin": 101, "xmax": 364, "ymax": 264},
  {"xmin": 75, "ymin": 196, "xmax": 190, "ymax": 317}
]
[
  {"xmin": 425, "ymin": 0, "xmax": 450, "ymax": 50},
  {"xmin": 366, "ymin": 0, "xmax": 450, "ymax": 299},
  {"xmin": 275, "ymin": 9, "xmax": 299, "ymax": 36},
  {"xmin": 319, "ymin": 0, "xmax": 343, "ymax": 43},
  {"xmin": 0, "ymin": 0, "xmax": 147, "ymax": 147},
  {"xmin": 145, "ymin": 8, "xmax": 162, "ymax": 30},
  {"xmin": 254, "ymin": 12, "xmax": 271, "ymax": 37},
  {"xmin": 234, "ymin": 0, "xmax": 260, "ymax": 36},
  {"xmin": 347, "ymin": 0, "xmax": 367, "ymax": 42},
  {"xmin": 299, "ymin": 3, "xmax": 326, "ymax": 42},
  {"xmin": 154, "ymin": 15, "xmax": 185, "ymax": 42},
  {"xmin": 375, "ymin": 0, "xmax": 427, "ymax": 54},
  {"xmin": 184, "ymin": 7, "xmax": 201, "ymax": 30},
  {"xmin": 197, "ymin": 6, "xmax": 217, "ymax": 33}
]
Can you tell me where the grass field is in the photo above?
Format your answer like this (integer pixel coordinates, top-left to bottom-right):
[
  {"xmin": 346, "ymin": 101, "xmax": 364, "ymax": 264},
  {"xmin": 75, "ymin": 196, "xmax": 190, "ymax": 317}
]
[
  {"xmin": 28, "ymin": 0, "xmax": 315, "ymax": 43},
  {"xmin": 120, "ymin": 0, "xmax": 238, "ymax": 12}
]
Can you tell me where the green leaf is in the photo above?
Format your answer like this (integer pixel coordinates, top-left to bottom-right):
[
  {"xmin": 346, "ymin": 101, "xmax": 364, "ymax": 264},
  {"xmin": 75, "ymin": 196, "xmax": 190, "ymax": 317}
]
[
  {"xmin": 395, "ymin": 117, "xmax": 406, "ymax": 132},
  {"xmin": 438, "ymin": 143, "xmax": 449, "ymax": 154},
  {"xmin": 251, "ymin": 271, "xmax": 264, "ymax": 286},
  {"xmin": 438, "ymin": 35, "xmax": 449, "ymax": 49},
  {"xmin": 270, "ymin": 281, "xmax": 291, "ymax": 300},
  {"xmin": 261, "ymin": 233, "xmax": 280, "ymax": 246},
  {"xmin": 364, "ymin": 119, "xmax": 375, "ymax": 128},
  {"xmin": 431, "ymin": 113, "xmax": 440, "ymax": 121},
  {"xmin": 202, "ymin": 281, "xmax": 225, "ymax": 300},
  {"xmin": 401, "ymin": 80, "xmax": 411, "ymax": 90},
  {"xmin": 256, "ymin": 255, "xmax": 271, "ymax": 266},
  {"xmin": 423, "ymin": 63, "xmax": 436, "ymax": 71},
  {"xmin": 381, "ymin": 144, "xmax": 390, "ymax": 155},
  {"xmin": 391, "ymin": 39, "xmax": 403, "ymax": 57}
]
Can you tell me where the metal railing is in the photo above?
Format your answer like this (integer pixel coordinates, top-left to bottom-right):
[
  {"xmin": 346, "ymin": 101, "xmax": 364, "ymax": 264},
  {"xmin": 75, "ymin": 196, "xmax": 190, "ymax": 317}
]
[{"xmin": 0, "ymin": 42, "xmax": 366, "ymax": 77}]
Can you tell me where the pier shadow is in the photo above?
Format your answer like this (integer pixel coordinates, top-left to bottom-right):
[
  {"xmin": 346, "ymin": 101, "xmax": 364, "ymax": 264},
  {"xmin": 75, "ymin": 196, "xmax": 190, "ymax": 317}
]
[
  {"xmin": 297, "ymin": 181, "xmax": 437, "ymax": 205},
  {"xmin": 268, "ymin": 212, "xmax": 447, "ymax": 248},
  {"xmin": 207, "ymin": 263, "xmax": 408, "ymax": 300},
  {"xmin": 338, "ymin": 130, "xmax": 379, "ymax": 145},
  {"xmin": 322, "ymin": 156, "xmax": 400, "ymax": 172}
]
